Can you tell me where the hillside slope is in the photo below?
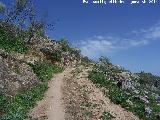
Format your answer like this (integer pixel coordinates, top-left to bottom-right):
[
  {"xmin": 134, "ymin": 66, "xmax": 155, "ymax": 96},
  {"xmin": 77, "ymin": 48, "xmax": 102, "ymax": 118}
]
[{"xmin": 0, "ymin": 20, "xmax": 160, "ymax": 120}]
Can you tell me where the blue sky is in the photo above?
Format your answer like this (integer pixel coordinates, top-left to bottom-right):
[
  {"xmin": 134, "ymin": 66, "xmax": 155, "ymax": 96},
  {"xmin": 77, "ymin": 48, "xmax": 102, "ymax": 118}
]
[{"xmin": 1, "ymin": 0, "xmax": 160, "ymax": 75}]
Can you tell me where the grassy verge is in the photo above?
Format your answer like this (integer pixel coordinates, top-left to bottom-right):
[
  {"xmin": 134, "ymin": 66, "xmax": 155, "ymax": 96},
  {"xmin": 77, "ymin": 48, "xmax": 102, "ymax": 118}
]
[
  {"xmin": 28, "ymin": 61, "xmax": 63, "ymax": 82},
  {"xmin": 0, "ymin": 61, "xmax": 63, "ymax": 120}
]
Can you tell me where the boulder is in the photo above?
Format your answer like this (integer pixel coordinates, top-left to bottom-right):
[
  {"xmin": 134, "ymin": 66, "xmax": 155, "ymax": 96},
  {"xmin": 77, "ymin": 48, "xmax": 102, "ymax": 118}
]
[
  {"xmin": 145, "ymin": 107, "xmax": 152, "ymax": 117},
  {"xmin": 122, "ymin": 80, "xmax": 135, "ymax": 90},
  {"xmin": 157, "ymin": 96, "xmax": 160, "ymax": 104}
]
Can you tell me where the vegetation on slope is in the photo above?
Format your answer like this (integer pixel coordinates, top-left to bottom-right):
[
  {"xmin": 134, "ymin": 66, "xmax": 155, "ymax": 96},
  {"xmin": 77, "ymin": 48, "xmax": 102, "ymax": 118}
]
[
  {"xmin": 137, "ymin": 72, "xmax": 160, "ymax": 89},
  {"xmin": 0, "ymin": 83, "xmax": 48, "ymax": 120},
  {"xmin": 28, "ymin": 61, "xmax": 63, "ymax": 82},
  {"xmin": 89, "ymin": 71, "xmax": 146, "ymax": 118},
  {"xmin": 0, "ymin": 1, "xmax": 64, "ymax": 119},
  {"xmin": 0, "ymin": 1, "xmax": 159, "ymax": 120},
  {"xmin": 0, "ymin": 28, "xmax": 27, "ymax": 53},
  {"xmin": 0, "ymin": 61, "xmax": 63, "ymax": 120},
  {"xmin": 89, "ymin": 57, "xmax": 160, "ymax": 120}
]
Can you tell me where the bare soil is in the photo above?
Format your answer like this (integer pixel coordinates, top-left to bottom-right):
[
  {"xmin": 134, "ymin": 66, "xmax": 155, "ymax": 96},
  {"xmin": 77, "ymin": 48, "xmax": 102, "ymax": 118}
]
[{"xmin": 29, "ymin": 68, "xmax": 73, "ymax": 120}]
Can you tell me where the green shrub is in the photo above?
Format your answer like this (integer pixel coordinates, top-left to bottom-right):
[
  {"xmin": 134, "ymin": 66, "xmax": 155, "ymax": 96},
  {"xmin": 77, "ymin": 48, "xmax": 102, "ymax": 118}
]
[
  {"xmin": 101, "ymin": 111, "xmax": 113, "ymax": 120},
  {"xmin": 59, "ymin": 38, "xmax": 69, "ymax": 52},
  {"xmin": 50, "ymin": 52, "xmax": 62, "ymax": 62},
  {"xmin": 108, "ymin": 86, "xmax": 129, "ymax": 104},
  {"xmin": 88, "ymin": 71, "xmax": 108, "ymax": 87},
  {"xmin": 28, "ymin": 61, "xmax": 63, "ymax": 82},
  {"xmin": 0, "ymin": 28, "xmax": 27, "ymax": 53},
  {"xmin": 0, "ymin": 95, "xmax": 8, "ymax": 115},
  {"xmin": 40, "ymin": 48, "xmax": 62, "ymax": 62},
  {"xmin": 81, "ymin": 56, "xmax": 92, "ymax": 66}
]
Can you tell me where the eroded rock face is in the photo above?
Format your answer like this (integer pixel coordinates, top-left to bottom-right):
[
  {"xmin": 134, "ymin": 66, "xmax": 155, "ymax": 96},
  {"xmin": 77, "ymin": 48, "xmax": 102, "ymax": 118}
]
[{"xmin": 0, "ymin": 50, "xmax": 39, "ymax": 97}]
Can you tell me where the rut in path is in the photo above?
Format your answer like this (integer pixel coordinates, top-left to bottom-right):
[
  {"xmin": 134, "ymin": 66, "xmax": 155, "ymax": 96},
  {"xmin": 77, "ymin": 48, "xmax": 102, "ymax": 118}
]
[{"xmin": 29, "ymin": 68, "xmax": 72, "ymax": 120}]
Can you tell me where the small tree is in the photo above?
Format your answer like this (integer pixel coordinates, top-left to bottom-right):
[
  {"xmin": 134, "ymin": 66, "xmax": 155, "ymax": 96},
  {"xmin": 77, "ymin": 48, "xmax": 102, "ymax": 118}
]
[
  {"xmin": 99, "ymin": 56, "xmax": 111, "ymax": 65},
  {"xmin": 0, "ymin": 2, "xmax": 5, "ymax": 13},
  {"xmin": 59, "ymin": 38, "xmax": 70, "ymax": 52},
  {"xmin": 0, "ymin": 0, "xmax": 35, "ymax": 39},
  {"xmin": 0, "ymin": 0, "xmax": 55, "ymax": 42}
]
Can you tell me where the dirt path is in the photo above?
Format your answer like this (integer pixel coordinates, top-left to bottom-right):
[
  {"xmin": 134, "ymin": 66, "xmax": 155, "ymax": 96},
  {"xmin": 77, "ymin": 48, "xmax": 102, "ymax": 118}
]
[
  {"xmin": 29, "ymin": 68, "xmax": 73, "ymax": 120},
  {"xmin": 30, "ymin": 66, "xmax": 140, "ymax": 120}
]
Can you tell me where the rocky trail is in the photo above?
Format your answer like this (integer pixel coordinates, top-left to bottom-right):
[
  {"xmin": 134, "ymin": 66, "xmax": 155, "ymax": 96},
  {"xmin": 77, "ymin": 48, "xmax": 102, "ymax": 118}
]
[{"xmin": 29, "ymin": 66, "xmax": 140, "ymax": 120}]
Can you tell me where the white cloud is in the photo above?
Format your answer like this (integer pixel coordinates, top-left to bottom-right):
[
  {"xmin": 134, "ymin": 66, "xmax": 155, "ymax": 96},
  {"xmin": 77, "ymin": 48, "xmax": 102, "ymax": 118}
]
[
  {"xmin": 76, "ymin": 36, "xmax": 148, "ymax": 59},
  {"xmin": 75, "ymin": 22, "xmax": 160, "ymax": 59},
  {"xmin": 133, "ymin": 22, "xmax": 160, "ymax": 39},
  {"xmin": 79, "ymin": 38, "xmax": 116, "ymax": 59},
  {"xmin": 145, "ymin": 23, "xmax": 160, "ymax": 39},
  {"xmin": 129, "ymin": 40, "xmax": 148, "ymax": 46}
]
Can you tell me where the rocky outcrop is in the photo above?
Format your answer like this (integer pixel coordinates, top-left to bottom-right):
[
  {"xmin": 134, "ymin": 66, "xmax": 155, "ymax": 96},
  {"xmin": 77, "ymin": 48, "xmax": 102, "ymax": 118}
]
[
  {"xmin": 33, "ymin": 37, "xmax": 82, "ymax": 67},
  {"xmin": 95, "ymin": 57, "xmax": 140, "ymax": 91},
  {"xmin": 0, "ymin": 50, "xmax": 39, "ymax": 97}
]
